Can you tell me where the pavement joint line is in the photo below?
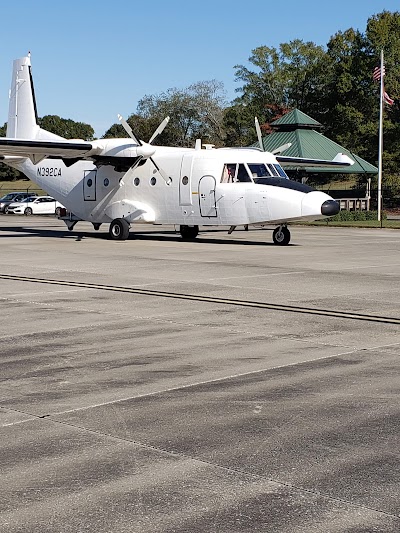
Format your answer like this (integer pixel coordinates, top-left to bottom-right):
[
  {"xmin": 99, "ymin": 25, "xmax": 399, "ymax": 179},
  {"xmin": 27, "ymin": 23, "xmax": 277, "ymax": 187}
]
[
  {"xmin": 1, "ymin": 273, "xmax": 400, "ymax": 325},
  {"xmin": 1, "ymin": 405, "xmax": 399, "ymax": 521},
  {"xmin": 48, "ymin": 347, "xmax": 360, "ymax": 416}
]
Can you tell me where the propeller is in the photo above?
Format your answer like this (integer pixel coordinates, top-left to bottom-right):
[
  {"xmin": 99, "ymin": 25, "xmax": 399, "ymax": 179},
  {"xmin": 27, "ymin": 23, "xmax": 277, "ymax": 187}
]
[
  {"xmin": 272, "ymin": 142, "xmax": 292, "ymax": 155},
  {"xmin": 255, "ymin": 117, "xmax": 264, "ymax": 151},
  {"xmin": 148, "ymin": 116, "xmax": 170, "ymax": 144},
  {"xmin": 255, "ymin": 117, "xmax": 292, "ymax": 155},
  {"xmin": 117, "ymin": 114, "xmax": 172, "ymax": 185}
]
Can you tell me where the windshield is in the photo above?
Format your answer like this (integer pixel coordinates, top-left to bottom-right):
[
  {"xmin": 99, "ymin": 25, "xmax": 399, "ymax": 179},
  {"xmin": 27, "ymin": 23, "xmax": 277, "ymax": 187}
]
[
  {"xmin": 1, "ymin": 193, "xmax": 19, "ymax": 201},
  {"xmin": 248, "ymin": 163, "xmax": 289, "ymax": 179},
  {"xmin": 15, "ymin": 196, "xmax": 36, "ymax": 203}
]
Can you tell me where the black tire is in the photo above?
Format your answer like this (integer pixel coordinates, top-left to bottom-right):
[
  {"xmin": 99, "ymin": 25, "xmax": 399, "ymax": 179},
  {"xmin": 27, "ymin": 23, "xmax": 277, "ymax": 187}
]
[
  {"xmin": 24, "ymin": 207, "xmax": 33, "ymax": 216},
  {"xmin": 272, "ymin": 226, "xmax": 290, "ymax": 246},
  {"xmin": 180, "ymin": 225, "xmax": 199, "ymax": 241},
  {"xmin": 93, "ymin": 223, "xmax": 102, "ymax": 231},
  {"xmin": 109, "ymin": 218, "xmax": 130, "ymax": 240},
  {"xmin": 55, "ymin": 207, "xmax": 61, "ymax": 217},
  {"xmin": 4, "ymin": 206, "xmax": 9, "ymax": 214}
]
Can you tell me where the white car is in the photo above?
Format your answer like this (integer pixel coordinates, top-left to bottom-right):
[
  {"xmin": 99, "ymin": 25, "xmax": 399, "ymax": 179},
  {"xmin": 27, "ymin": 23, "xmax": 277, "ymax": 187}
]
[{"xmin": 7, "ymin": 195, "xmax": 65, "ymax": 216}]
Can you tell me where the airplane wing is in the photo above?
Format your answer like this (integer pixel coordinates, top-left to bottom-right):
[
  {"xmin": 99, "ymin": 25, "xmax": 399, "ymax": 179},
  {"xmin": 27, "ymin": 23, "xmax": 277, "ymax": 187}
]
[
  {"xmin": 0, "ymin": 138, "xmax": 94, "ymax": 162},
  {"xmin": 0, "ymin": 137, "xmax": 155, "ymax": 167},
  {"xmin": 276, "ymin": 153, "xmax": 354, "ymax": 168}
]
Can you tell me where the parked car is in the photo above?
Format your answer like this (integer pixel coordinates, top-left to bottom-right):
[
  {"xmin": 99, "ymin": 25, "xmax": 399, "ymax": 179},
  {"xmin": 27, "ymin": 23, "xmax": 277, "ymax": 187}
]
[
  {"xmin": 0, "ymin": 191, "xmax": 38, "ymax": 213},
  {"xmin": 7, "ymin": 195, "xmax": 65, "ymax": 216}
]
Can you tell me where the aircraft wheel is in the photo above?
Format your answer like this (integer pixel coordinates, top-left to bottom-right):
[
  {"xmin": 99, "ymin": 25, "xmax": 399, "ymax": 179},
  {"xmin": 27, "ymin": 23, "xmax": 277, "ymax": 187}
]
[
  {"xmin": 109, "ymin": 218, "xmax": 130, "ymax": 240},
  {"xmin": 180, "ymin": 225, "xmax": 199, "ymax": 241},
  {"xmin": 273, "ymin": 226, "xmax": 290, "ymax": 246},
  {"xmin": 93, "ymin": 223, "xmax": 102, "ymax": 231},
  {"xmin": 55, "ymin": 207, "xmax": 62, "ymax": 217},
  {"xmin": 24, "ymin": 207, "xmax": 33, "ymax": 216}
]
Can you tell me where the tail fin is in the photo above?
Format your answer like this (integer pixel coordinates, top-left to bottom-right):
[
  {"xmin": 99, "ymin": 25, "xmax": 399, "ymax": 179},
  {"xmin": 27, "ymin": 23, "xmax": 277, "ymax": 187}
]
[{"xmin": 7, "ymin": 54, "xmax": 63, "ymax": 141}]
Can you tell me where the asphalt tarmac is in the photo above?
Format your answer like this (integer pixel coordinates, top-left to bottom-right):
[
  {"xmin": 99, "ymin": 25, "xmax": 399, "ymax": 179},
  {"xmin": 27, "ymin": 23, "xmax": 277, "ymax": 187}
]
[{"xmin": 0, "ymin": 217, "xmax": 399, "ymax": 533}]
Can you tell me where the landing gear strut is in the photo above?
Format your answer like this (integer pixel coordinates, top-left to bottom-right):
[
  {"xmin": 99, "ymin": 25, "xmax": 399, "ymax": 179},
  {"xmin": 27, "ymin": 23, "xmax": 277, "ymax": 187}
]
[
  {"xmin": 273, "ymin": 225, "xmax": 290, "ymax": 246},
  {"xmin": 180, "ymin": 225, "xmax": 199, "ymax": 241},
  {"xmin": 109, "ymin": 218, "xmax": 130, "ymax": 240}
]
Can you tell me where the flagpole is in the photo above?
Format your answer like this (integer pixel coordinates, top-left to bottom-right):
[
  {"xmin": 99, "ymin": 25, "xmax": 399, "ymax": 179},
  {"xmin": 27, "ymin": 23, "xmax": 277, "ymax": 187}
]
[{"xmin": 377, "ymin": 49, "xmax": 384, "ymax": 222}]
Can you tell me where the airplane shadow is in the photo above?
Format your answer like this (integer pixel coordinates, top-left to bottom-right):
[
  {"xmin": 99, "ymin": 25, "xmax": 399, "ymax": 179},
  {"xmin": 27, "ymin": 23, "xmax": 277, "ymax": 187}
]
[{"xmin": 0, "ymin": 224, "xmax": 298, "ymax": 247}]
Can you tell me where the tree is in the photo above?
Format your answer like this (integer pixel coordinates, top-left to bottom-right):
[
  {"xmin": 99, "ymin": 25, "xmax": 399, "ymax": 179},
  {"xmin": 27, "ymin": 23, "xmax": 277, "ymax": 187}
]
[
  {"xmin": 38, "ymin": 115, "xmax": 94, "ymax": 140},
  {"xmin": 233, "ymin": 40, "xmax": 328, "ymax": 125},
  {"xmin": 103, "ymin": 80, "xmax": 227, "ymax": 147},
  {"xmin": 0, "ymin": 123, "xmax": 24, "ymax": 181}
]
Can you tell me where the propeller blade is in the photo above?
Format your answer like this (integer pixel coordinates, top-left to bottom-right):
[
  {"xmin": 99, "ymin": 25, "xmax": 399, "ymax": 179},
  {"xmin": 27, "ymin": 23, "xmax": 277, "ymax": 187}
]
[
  {"xmin": 117, "ymin": 114, "xmax": 141, "ymax": 145},
  {"xmin": 148, "ymin": 116, "xmax": 170, "ymax": 144},
  {"xmin": 272, "ymin": 142, "xmax": 292, "ymax": 155},
  {"xmin": 150, "ymin": 157, "xmax": 172, "ymax": 185},
  {"xmin": 255, "ymin": 117, "xmax": 264, "ymax": 151},
  {"xmin": 118, "ymin": 115, "xmax": 172, "ymax": 185}
]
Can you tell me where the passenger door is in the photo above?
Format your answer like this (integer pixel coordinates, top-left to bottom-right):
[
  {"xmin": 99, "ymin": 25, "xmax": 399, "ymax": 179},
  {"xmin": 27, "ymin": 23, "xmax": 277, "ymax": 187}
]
[{"xmin": 199, "ymin": 175, "xmax": 217, "ymax": 217}]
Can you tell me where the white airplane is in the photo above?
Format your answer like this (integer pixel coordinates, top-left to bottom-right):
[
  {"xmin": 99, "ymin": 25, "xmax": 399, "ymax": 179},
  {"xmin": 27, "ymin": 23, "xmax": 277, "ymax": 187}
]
[{"xmin": 0, "ymin": 55, "xmax": 353, "ymax": 244}]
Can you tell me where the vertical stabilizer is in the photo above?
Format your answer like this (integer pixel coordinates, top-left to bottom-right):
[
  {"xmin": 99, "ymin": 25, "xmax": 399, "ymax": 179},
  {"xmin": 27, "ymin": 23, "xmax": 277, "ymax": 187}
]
[{"xmin": 7, "ymin": 54, "xmax": 40, "ymax": 139}]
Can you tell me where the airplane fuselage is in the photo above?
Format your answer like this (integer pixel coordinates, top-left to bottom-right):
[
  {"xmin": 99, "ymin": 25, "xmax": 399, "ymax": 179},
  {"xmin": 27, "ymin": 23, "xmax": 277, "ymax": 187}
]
[{"xmin": 12, "ymin": 146, "xmax": 334, "ymax": 229}]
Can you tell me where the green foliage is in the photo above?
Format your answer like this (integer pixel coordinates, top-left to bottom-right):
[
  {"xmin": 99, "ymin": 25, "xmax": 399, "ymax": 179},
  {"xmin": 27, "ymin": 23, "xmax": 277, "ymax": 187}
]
[
  {"xmin": 0, "ymin": 122, "xmax": 25, "ymax": 181},
  {"xmin": 328, "ymin": 209, "xmax": 386, "ymax": 222},
  {"xmin": 38, "ymin": 115, "xmax": 94, "ymax": 140},
  {"xmin": 104, "ymin": 81, "xmax": 228, "ymax": 147}
]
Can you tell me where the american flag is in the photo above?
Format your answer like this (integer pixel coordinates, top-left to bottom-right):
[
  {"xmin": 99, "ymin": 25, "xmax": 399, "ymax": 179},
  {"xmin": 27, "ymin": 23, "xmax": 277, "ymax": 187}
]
[
  {"xmin": 383, "ymin": 91, "xmax": 394, "ymax": 106},
  {"xmin": 373, "ymin": 63, "xmax": 394, "ymax": 105},
  {"xmin": 373, "ymin": 65, "xmax": 385, "ymax": 81}
]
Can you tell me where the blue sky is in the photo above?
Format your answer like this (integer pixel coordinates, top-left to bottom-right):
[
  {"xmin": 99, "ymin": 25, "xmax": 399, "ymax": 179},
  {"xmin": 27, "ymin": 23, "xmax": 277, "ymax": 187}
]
[{"xmin": 0, "ymin": 1, "xmax": 398, "ymax": 137}]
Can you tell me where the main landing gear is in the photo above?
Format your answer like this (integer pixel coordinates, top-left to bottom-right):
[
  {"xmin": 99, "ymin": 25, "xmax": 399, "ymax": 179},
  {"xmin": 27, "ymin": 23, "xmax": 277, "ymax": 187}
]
[
  {"xmin": 180, "ymin": 225, "xmax": 199, "ymax": 241},
  {"xmin": 272, "ymin": 225, "xmax": 290, "ymax": 246},
  {"xmin": 109, "ymin": 218, "xmax": 130, "ymax": 240}
]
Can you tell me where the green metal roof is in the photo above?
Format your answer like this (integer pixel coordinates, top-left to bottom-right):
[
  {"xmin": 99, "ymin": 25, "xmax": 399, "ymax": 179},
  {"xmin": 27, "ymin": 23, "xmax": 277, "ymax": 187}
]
[
  {"xmin": 270, "ymin": 109, "xmax": 322, "ymax": 129},
  {"xmin": 254, "ymin": 109, "xmax": 377, "ymax": 174}
]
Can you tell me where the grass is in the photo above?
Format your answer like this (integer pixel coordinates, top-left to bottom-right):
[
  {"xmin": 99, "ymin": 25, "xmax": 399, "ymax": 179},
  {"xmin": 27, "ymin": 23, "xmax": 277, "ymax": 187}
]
[
  {"xmin": 0, "ymin": 180, "xmax": 46, "ymax": 195},
  {"xmin": 300, "ymin": 219, "xmax": 400, "ymax": 229}
]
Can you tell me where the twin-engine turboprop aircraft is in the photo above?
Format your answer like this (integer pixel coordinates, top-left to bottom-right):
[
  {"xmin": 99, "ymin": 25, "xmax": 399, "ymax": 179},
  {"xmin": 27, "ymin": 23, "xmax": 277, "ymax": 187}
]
[{"xmin": 0, "ymin": 55, "xmax": 353, "ymax": 244}]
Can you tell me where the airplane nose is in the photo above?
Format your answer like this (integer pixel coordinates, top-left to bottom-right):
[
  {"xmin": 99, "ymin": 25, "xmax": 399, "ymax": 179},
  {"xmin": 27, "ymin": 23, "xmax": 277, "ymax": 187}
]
[{"xmin": 321, "ymin": 200, "xmax": 340, "ymax": 216}]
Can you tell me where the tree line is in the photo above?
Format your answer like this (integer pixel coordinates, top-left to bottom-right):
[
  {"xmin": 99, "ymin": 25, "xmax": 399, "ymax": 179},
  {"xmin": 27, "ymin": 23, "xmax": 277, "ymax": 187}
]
[{"xmin": 1, "ymin": 10, "xmax": 399, "ymax": 194}]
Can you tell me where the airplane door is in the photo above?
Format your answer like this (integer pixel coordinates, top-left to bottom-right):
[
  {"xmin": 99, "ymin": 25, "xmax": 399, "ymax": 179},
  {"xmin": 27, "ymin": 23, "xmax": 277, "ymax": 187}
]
[
  {"xmin": 83, "ymin": 170, "xmax": 97, "ymax": 201},
  {"xmin": 199, "ymin": 175, "xmax": 217, "ymax": 217}
]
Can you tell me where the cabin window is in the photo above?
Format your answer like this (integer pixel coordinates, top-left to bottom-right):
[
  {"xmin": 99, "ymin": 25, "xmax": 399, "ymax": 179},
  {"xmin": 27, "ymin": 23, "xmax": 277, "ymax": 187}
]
[
  {"xmin": 150, "ymin": 177, "xmax": 157, "ymax": 186},
  {"xmin": 182, "ymin": 176, "xmax": 189, "ymax": 185},
  {"xmin": 134, "ymin": 177, "xmax": 140, "ymax": 186},
  {"xmin": 104, "ymin": 178, "xmax": 109, "ymax": 187}
]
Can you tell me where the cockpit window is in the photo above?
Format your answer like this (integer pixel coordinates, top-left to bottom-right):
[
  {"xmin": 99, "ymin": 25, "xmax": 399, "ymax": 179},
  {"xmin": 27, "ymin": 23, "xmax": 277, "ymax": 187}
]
[
  {"xmin": 237, "ymin": 164, "xmax": 252, "ymax": 182},
  {"xmin": 221, "ymin": 163, "xmax": 236, "ymax": 183},
  {"xmin": 221, "ymin": 163, "xmax": 252, "ymax": 183},
  {"xmin": 274, "ymin": 164, "xmax": 288, "ymax": 178},
  {"xmin": 267, "ymin": 164, "xmax": 281, "ymax": 177},
  {"xmin": 248, "ymin": 164, "xmax": 270, "ymax": 178},
  {"xmin": 221, "ymin": 162, "xmax": 288, "ymax": 183}
]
